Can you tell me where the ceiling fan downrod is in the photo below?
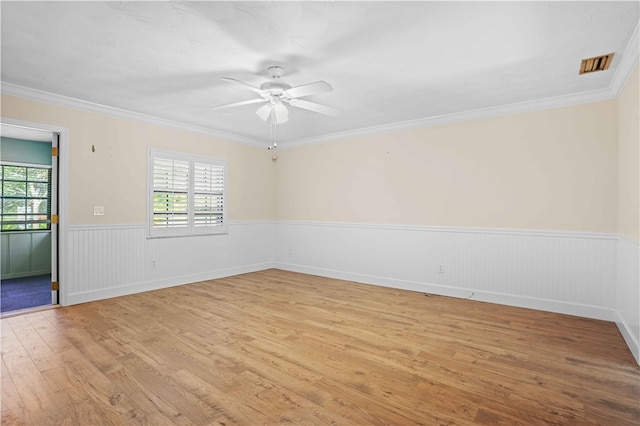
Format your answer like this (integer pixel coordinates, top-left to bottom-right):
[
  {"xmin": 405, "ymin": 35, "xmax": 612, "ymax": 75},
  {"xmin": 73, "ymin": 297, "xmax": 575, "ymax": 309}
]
[{"xmin": 268, "ymin": 66, "xmax": 284, "ymax": 79}]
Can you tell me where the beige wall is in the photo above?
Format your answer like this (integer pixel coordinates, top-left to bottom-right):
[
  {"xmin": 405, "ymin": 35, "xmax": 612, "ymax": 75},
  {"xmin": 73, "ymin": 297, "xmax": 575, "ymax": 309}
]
[
  {"xmin": 276, "ymin": 100, "xmax": 618, "ymax": 232},
  {"xmin": 1, "ymin": 95, "xmax": 275, "ymax": 225},
  {"xmin": 617, "ymin": 64, "xmax": 640, "ymax": 242},
  {"xmin": 2, "ymin": 90, "xmax": 624, "ymax": 233}
]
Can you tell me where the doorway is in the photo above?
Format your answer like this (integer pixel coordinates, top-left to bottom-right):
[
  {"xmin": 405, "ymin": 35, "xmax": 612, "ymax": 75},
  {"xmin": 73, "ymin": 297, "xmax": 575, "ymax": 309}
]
[{"xmin": 1, "ymin": 124, "xmax": 59, "ymax": 313}]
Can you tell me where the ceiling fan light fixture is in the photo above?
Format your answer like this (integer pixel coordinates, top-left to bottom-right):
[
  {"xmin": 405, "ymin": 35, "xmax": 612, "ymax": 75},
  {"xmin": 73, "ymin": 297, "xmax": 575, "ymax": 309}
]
[
  {"xmin": 256, "ymin": 104, "xmax": 272, "ymax": 121},
  {"xmin": 273, "ymin": 103, "xmax": 289, "ymax": 124}
]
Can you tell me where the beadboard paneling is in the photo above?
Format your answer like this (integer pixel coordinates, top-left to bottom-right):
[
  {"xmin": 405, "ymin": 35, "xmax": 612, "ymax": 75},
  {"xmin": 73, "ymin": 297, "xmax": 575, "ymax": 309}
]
[
  {"xmin": 1, "ymin": 231, "xmax": 51, "ymax": 279},
  {"xmin": 616, "ymin": 236, "xmax": 640, "ymax": 364},
  {"xmin": 63, "ymin": 221, "xmax": 274, "ymax": 305},
  {"xmin": 59, "ymin": 220, "xmax": 635, "ymax": 362},
  {"xmin": 274, "ymin": 221, "xmax": 617, "ymax": 320}
]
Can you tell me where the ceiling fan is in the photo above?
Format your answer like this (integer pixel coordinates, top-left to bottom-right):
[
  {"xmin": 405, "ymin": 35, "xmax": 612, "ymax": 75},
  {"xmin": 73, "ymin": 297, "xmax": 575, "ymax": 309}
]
[{"xmin": 210, "ymin": 66, "xmax": 339, "ymax": 124}]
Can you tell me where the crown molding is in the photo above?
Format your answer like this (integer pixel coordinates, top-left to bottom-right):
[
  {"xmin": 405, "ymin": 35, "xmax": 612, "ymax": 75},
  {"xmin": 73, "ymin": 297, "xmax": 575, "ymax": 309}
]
[
  {"xmin": 285, "ymin": 20, "xmax": 640, "ymax": 149},
  {"xmin": 0, "ymin": 83, "xmax": 265, "ymax": 147},
  {"xmin": 609, "ymin": 19, "xmax": 640, "ymax": 97},
  {"xmin": 283, "ymin": 87, "xmax": 618, "ymax": 148},
  {"xmin": 3, "ymin": 19, "xmax": 638, "ymax": 150}
]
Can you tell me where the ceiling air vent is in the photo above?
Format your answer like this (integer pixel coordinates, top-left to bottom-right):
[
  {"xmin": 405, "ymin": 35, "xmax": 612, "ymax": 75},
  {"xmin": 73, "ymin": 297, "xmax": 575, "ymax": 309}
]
[{"xmin": 579, "ymin": 53, "xmax": 614, "ymax": 74}]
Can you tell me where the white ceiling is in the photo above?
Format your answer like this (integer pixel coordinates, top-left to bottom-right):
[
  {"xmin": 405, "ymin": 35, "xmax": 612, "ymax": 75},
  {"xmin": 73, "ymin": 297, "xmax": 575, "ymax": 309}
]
[{"xmin": 1, "ymin": 1, "xmax": 639, "ymax": 147}]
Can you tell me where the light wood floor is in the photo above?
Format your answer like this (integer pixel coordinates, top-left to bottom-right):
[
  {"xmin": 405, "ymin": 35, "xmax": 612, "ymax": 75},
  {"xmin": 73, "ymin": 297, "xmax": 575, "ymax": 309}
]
[{"xmin": 2, "ymin": 269, "xmax": 639, "ymax": 425}]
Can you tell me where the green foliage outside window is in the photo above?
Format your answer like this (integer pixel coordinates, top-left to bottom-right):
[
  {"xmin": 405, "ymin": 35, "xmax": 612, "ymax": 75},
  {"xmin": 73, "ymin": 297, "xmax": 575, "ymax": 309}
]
[{"xmin": 0, "ymin": 165, "xmax": 51, "ymax": 231}]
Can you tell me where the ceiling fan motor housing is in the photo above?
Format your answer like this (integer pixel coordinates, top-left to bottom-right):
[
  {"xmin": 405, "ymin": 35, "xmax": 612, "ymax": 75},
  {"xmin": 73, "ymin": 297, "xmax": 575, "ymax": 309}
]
[{"xmin": 260, "ymin": 80, "xmax": 291, "ymax": 94}]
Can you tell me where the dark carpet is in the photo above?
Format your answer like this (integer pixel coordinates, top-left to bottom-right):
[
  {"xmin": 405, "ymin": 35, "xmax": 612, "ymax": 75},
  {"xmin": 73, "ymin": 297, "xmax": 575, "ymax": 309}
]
[{"xmin": 1, "ymin": 274, "xmax": 51, "ymax": 312}]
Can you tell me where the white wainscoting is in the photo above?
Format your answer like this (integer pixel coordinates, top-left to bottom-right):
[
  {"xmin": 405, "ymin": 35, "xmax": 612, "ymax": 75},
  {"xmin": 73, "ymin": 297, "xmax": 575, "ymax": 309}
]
[
  {"xmin": 60, "ymin": 219, "xmax": 636, "ymax": 363},
  {"xmin": 62, "ymin": 221, "xmax": 275, "ymax": 306},
  {"xmin": 1, "ymin": 231, "xmax": 51, "ymax": 279},
  {"xmin": 274, "ymin": 221, "xmax": 618, "ymax": 321},
  {"xmin": 616, "ymin": 236, "xmax": 640, "ymax": 364}
]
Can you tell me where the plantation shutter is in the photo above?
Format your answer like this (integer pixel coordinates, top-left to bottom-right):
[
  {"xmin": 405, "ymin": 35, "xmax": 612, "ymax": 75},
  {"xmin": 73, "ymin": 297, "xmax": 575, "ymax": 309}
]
[
  {"xmin": 193, "ymin": 162, "xmax": 225, "ymax": 227},
  {"xmin": 152, "ymin": 157, "xmax": 189, "ymax": 229},
  {"xmin": 148, "ymin": 150, "xmax": 227, "ymax": 237}
]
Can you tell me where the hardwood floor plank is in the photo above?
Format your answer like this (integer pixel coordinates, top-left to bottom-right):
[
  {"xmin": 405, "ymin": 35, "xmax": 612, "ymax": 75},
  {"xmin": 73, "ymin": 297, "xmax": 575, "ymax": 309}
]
[
  {"xmin": 1, "ymin": 358, "xmax": 32, "ymax": 426},
  {"xmin": 2, "ymin": 319, "xmax": 69, "ymax": 424},
  {"xmin": 24, "ymin": 312, "xmax": 76, "ymax": 355},
  {"xmin": 106, "ymin": 368, "xmax": 185, "ymax": 425},
  {"xmin": 2, "ymin": 269, "xmax": 638, "ymax": 425},
  {"xmin": 9, "ymin": 314, "xmax": 66, "ymax": 374},
  {"xmin": 117, "ymin": 352, "xmax": 219, "ymax": 425}
]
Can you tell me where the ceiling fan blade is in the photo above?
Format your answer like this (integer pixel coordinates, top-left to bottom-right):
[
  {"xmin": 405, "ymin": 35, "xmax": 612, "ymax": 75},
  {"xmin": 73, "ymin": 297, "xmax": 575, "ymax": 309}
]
[
  {"xmin": 284, "ymin": 81, "xmax": 332, "ymax": 98},
  {"xmin": 288, "ymin": 98, "xmax": 339, "ymax": 117},
  {"xmin": 256, "ymin": 104, "xmax": 272, "ymax": 121},
  {"xmin": 221, "ymin": 77, "xmax": 266, "ymax": 96},
  {"xmin": 210, "ymin": 98, "xmax": 266, "ymax": 110},
  {"xmin": 273, "ymin": 103, "xmax": 289, "ymax": 124}
]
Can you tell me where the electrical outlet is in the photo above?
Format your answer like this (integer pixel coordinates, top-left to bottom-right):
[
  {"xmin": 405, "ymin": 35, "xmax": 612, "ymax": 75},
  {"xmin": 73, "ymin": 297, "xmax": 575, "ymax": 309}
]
[
  {"xmin": 93, "ymin": 206, "xmax": 104, "ymax": 216},
  {"xmin": 288, "ymin": 248, "xmax": 293, "ymax": 255},
  {"xmin": 438, "ymin": 263, "xmax": 444, "ymax": 274},
  {"xmin": 151, "ymin": 260, "xmax": 157, "ymax": 269}
]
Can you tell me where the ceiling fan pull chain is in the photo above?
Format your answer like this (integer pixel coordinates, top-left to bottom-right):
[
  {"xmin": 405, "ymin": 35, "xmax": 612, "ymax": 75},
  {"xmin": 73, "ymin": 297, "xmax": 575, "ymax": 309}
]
[
  {"xmin": 272, "ymin": 109, "xmax": 277, "ymax": 149},
  {"xmin": 274, "ymin": 112, "xmax": 278, "ymax": 148},
  {"xmin": 268, "ymin": 107, "xmax": 277, "ymax": 150}
]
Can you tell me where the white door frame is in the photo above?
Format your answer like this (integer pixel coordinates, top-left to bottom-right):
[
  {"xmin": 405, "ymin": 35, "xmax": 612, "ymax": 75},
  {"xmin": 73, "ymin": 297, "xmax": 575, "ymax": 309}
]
[
  {"xmin": 50, "ymin": 131, "xmax": 59, "ymax": 304},
  {"xmin": 1, "ymin": 117, "xmax": 69, "ymax": 306}
]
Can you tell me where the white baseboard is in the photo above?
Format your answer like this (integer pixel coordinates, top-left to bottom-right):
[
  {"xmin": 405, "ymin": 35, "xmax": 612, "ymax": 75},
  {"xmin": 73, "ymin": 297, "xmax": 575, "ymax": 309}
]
[
  {"xmin": 275, "ymin": 221, "xmax": 617, "ymax": 313},
  {"xmin": 57, "ymin": 219, "xmax": 637, "ymax": 365},
  {"xmin": 615, "ymin": 310, "xmax": 640, "ymax": 365},
  {"xmin": 275, "ymin": 261, "xmax": 616, "ymax": 322},
  {"xmin": 66, "ymin": 262, "xmax": 273, "ymax": 305},
  {"xmin": 62, "ymin": 222, "xmax": 275, "ymax": 306},
  {"xmin": 274, "ymin": 220, "xmax": 637, "ymax": 363},
  {"xmin": 616, "ymin": 236, "xmax": 640, "ymax": 365},
  {"xmin": 1, "ymin": 270, "xmax": 51, "ymax": 280}
]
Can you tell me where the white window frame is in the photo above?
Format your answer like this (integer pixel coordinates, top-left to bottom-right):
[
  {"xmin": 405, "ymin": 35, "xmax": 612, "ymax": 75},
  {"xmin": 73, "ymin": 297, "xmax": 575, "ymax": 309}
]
[{"xmin": 148, "ymin": 149, "xmax": 228, "ymax": 238}]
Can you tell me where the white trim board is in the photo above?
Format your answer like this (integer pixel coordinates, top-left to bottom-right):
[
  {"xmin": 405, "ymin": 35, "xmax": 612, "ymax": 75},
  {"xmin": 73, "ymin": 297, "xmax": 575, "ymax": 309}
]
[
  {"xmin": 287, "ymin": 20, "xmax": 640, "ymax": 148},
  {"xmin": 2, "ymin": 19, "xmax": 638, "ymax": 150},
  {"xmin": 275, "ymin": 221, "xmax": 618, "ymax": 318},
  {"xmin": 0, "ymin": 83, "xmax": 263, "ymax": 147},
  {"xmin": 1, "ymin": 117, "xmax": 70, "ymax": 306},
  {"xmin": 274, "ymin": 221, "xmax": 640, "ymax": 363},
  {"xmin": 65, "ymin": 219, "xmax": 275, "ymax": 231},
  {"xmin": 284, "ymin": 88, "xmax": 619, "ymax": 148},
  {"xmin": 609, "ymin": 19, "xmax": 640, "ymax": 97},
  {"xmin": 38, "ymin": 217, "xmax": 640, "ymax": 363},
  {"xmin": 274, "ymin": 261, "xmax": 616, "ymax": 322},
  {"xmin": 0, "ymin": 81, "xmax": 619, "ymax": 150},
  {"xmin": 66, "ymin": 262, "xmax": 272, "ymax": 306},
  {"xmin": 276, "ymin": 220, "xmax": 618, "ymax": 240},
  {"xmin": 616, "ymin": 310, "xmax": 640, "ymax": 366},
  {"xmin": 63, "ymin": 222, "xmax": 276, "ymax": 306},
  {"xmin": 615, "ymin": 237, "xmax": 640, "ymax": 365}
]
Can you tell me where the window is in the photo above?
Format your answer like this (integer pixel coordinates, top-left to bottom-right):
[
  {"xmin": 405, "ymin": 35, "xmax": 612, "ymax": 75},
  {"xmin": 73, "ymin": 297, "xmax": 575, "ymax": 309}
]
[
  {"xmin": 149, "ymin": 149, "xmax": 227, "ymax": 237},
  {"xmin": 1, "ymin": 164, "xmax": 52, "ymax": 231}
]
